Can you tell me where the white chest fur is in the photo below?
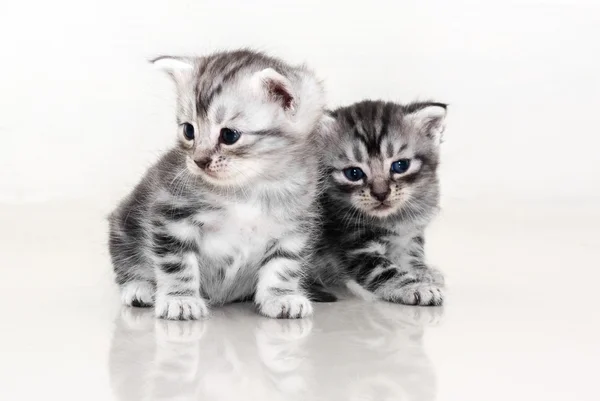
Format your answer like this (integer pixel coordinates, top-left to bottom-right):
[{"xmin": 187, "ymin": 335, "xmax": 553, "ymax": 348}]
[{"xmin": 197, "ymin": 202, "xmax": 284, "ymax": 263}]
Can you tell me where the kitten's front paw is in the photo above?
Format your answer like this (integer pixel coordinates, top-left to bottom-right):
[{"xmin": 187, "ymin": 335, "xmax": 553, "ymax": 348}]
[
  {"xmin": 155, "ymin": 296, "xmax": 210, "ymax": 320},
  {"xmin": 386, "ymin": 282, "xmax": 444, "ymax": 306},
  {"xmin": 257, "ymin": 294, "xmax": 313, "ymax": 319},
  {"xmin": 121, "ymin": 281, "xmax": 155, "ymax": 307}
]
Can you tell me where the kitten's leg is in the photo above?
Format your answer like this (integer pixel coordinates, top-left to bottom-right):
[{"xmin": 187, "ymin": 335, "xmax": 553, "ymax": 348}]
[
  {"xmin": 151, "ymin": 230, "xmax": 209, "ymax": 320},
  {"xmin": 109, "ymin": 226, "xmax": 156, "ymax": 307},
  {"xmin": 255, "ymin": 235, "xmax": 313, "ymax": 319},
  {"xmin": 350, "ymin": 237, "xmax": 444, "ymax": 306}
]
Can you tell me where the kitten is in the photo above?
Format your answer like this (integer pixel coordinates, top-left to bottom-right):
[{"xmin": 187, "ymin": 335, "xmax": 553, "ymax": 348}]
[
  {"xmin": 108, "ymin": 50, "xmax": 326, "ymax": 320},
  {"xmin": 312, "ymin": 100, "xmax": 446, "ymax": 306}
]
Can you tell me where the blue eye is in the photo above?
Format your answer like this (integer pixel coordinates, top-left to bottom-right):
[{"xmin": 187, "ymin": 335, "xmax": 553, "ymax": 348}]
[
  {"xmin": 343, "ymin": 167, "xmax": 365, "ymax": 181},
  {"xmin": 182, "ymin": 123, "xmax": 195, "ymax": 140},
  {"xmin": 220, "ymin": 128, "xmax": 241, "ymax": 145},
  {"xmin": 391, "ymin": 159, "xmax": 411, "ymax": 174}
]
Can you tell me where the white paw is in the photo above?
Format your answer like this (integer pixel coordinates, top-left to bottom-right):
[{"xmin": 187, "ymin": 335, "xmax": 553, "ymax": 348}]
[
  {"xmin": 155, "ymin": 296, "xmax": 210, "ymax": 320},
  {"xmin": 121, "ymin": 281, "xmax": 154, "ymax": 307},
  {"xmin": 258, "ymin": 294, "xmax": 313, "ymax": 319},
  {"xmin": 387, "ymin": 282, "xmax": 444, "ymax": 306}
]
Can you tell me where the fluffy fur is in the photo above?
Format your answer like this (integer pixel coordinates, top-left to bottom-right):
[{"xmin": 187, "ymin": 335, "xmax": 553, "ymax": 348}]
[
  {"xmin": 312, "ymin": 100, "xmax": 447, "ymax": 306},
  {"xmin": 109, "ymin": 50, "xmax": 326, "ymax": 320}
]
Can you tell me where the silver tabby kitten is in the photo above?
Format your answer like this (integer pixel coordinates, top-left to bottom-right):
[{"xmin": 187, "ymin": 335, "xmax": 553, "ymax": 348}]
[
  {"xmin": 109, "ymin": 50, "xmax": 326, "ymax": 320},
  {"xmin": 313, "ymin": 100, "xmax": 446, "ymax": 306}
]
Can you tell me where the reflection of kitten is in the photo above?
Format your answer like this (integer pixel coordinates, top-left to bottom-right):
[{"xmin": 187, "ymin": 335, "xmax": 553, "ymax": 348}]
[
  {"xmin": 108, "ymin": 302, "xmax": 441, "ymax": 401},
  {"xmin": 109, "ymin": 306, "xmax": 313, "ymax": 401},
  {"xmin": 108, "ymin": 50, "xmax": 326, "ymax": 320},
  {"xmin": 313, "ymin": 101, "xmax": 447, "ymax": 305},
  {"xmin": 305, "ymin": 302, "xmax": 442, "ymax": 401}
]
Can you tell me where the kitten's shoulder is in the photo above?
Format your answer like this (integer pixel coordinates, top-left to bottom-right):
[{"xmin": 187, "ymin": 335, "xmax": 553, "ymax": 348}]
[{"xmin": 110, "ymin": 148, "xmax": 187, "ymax": 220}]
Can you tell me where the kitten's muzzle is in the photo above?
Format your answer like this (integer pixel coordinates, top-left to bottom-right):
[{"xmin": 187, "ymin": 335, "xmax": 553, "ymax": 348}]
[
  {"xmin": 194, "ymin": 157, "xmax": 211, "ymax": 169},
  {"xmin": 370, "ymin": 187, "xmax": 391, "ymax": 202}
]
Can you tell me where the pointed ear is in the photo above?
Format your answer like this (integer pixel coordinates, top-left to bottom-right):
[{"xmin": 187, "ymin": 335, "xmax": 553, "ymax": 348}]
[
  {"xmin": 252, "ymin": 68, "xmax": 296, "ymax": 112},
  {"xmin": 318, "ymin": 112, "xmax": 337, "ymax": 137},
  {"xmin": 407, "ymin": 103, "xmax": 447, "ymax": 145},
  {"xmin": 150, "ymin": 56, "xmax": 196, "ymax": 86},
  {"xmin": 315, "ymin": 112, "xmax": 339, "ymax": 147}
]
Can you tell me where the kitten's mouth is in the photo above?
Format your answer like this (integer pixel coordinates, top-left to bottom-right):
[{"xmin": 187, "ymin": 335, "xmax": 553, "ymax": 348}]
[{"xmin": 373, "ymin": 202, "xmax": 392, "ymax": 211}]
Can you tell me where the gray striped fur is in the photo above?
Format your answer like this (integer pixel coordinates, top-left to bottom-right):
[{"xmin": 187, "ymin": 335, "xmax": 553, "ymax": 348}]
[
  {"xmin": 109, "ymin": 50, "xmax": 326, "ymax": 320},
  {"xmin": 312, "ymin": 100, "xmax": 447, "ymax": 306}
]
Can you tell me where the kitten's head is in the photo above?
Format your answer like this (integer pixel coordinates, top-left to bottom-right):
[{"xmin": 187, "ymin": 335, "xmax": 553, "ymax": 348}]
[
  {"xmin": 153, "ymin": 50, "xmax": 325, "ymax": 187},
  {"xmin": 321, "ymin": 100, "xmax": 447, "ymax": 221}
]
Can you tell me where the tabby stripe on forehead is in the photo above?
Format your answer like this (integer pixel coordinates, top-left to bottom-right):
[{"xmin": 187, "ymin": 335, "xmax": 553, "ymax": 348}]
[
  {"xmin": 343, "ymin": 111, "xmax": 356, "ymax": 130},
  {"xmin": 197, "ymin": 57, "xmax": 253, "ymax": 116},
  {"xmin": 352, "ymin": 108, "xmax": 370, "ymax": 139},
  {"xmin": 372, "ymin": 102, "xmax": 393, "ymax": 153},
  {"xmin": 385, "ymin": 141, "xmax": 394, "ymax": 158},
  {"xmin": 195, "ymin": 56, "xmax": 224, "ymax": 115},
  {"xmin": 203, "ymin": 56, "xmax": 249, "ymax": 112},
  {"xmin": 352, "ymin": 143, "xmax": 364, "ymax": 163},
  {"xmin": 352, "ymin": 129, "xmax": 372, "ymax": 155},
  {"xmin": 221, "ymin": 55, "xmax": 251, "ymax": 84},
  {"xmin": 379, "ymin": 102, "xmax": 394, "ymax": 138},
  {"xmin": 203, "ymin": 84, "xmax": 223, "ymax": 111}
]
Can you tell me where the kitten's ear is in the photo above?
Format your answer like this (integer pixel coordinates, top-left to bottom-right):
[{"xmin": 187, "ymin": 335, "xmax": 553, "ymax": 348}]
[
  {"xmin": 318, "ymin": 112, "xmax": 338, "ymax": 137},
  {"xmin": 252, "ymin": 68, "xmax": 296, "ymax": 112},
  {"xmin": 407, "ymin": 103, "xmax": 447, "ymax": 145},
  {"xmin": 315, "ymin": 112, "xmax": 339, "ymax": 147},
  {"xmin": 150, "ymin": 56, "xmax": 196, "ymax": 86}
]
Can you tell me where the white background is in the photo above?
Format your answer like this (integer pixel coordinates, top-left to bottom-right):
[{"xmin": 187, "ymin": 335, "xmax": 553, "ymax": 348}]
[
  {"xmin": 1, "ymin": 3, "xmax": 600, "ymax": 401},
  {"xmin": 1, "ymin": 0, "xmax": 598, "ymax": 205}
]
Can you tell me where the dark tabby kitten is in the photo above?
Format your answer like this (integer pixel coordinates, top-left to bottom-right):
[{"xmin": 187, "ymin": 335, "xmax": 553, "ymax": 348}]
[{"xmin": 313, "ymin": 100, "xmax": 446, "ymax": 306}]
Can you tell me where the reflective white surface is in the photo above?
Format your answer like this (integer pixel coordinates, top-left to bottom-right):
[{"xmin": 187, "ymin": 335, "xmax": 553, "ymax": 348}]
[{"xmin": 0, "ymin": 202, "xmax": 598, "ymax": 400}]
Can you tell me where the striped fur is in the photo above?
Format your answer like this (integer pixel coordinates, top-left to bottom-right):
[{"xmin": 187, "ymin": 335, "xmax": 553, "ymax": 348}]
[
  {"xmin": 312, "ymin": 100, "xmax": 447, "ymax": 306},
  {"xmin": 109, "ymin": 50, "xmax": 326, "ymax": 320}
]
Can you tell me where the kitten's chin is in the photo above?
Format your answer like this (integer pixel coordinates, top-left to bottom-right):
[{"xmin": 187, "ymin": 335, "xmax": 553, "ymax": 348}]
[
  {"xmin": 367, "ymin": 207, "xmax": 397, "ymax": 218},
  {"xmin": 360, "ymin": 202, "xmax": 402, "ymax": 219}
]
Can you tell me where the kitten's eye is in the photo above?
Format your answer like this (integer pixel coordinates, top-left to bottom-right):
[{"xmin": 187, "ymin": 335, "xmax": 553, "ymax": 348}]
[
  {"xmin": 391, "ymin": 159, "xmax": 411, "ymax": 174},
  {"xmin": 182, "ymin": 123, "xmax": 195, "ymax": 141},
  {"xmin": 343, "ymin": 167, "xmax": 365, "ymax": 182},
  {"xmin": 220, "ymin": 128, "xmax": 241, "ymax": 145}
]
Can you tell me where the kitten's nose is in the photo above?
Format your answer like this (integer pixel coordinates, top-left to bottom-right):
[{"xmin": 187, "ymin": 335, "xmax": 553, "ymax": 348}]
[
  {"xmin": 371, "ymin": 188, "xmax": 390, "ymax": 202},
  {"xmin": 194, "ymin": 157, "xmax": 211, "ymax": 169}
]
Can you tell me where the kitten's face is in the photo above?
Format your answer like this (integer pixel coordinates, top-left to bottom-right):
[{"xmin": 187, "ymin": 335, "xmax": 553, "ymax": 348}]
[
  {"xmin": 323, "ymin": 101, "xmax": 446, "ymax": 220},
  {"xmin": 177, "ymin": 79, "xmax": 293, "ymax": 187},
  {"xmin": 153, "ymin": 51, "xmax": 324, "ymax": 187}
]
